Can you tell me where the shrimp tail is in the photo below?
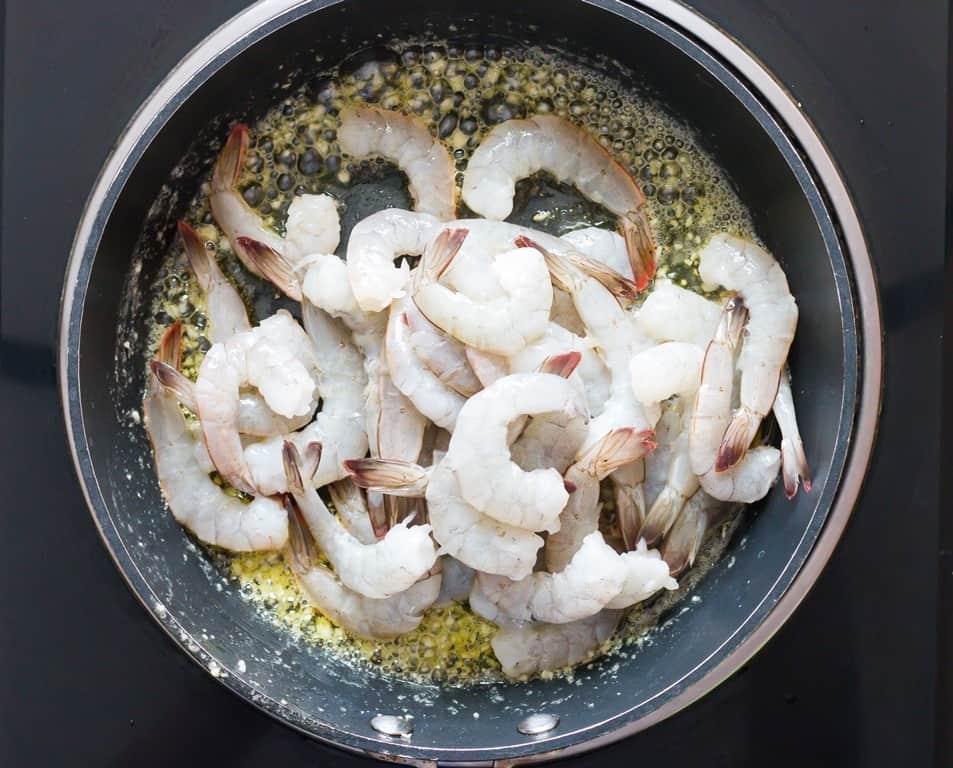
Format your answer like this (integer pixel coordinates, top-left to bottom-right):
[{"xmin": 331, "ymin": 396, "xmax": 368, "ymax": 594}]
[
  {"xmin": 465, "ymin": 348, "xmax": 508, "ymax": 387},
  {"xmin": 566, "ymin": 251, "xmax": 640, "ymax": 305},
  {"xmin": 178, "ymin": 220, "xmax": 213, "ymax": 291},
  {"xmin": 638, "ymin": 486, "xmax": 687, "ymax": 547},
  {"xmin": 237, "ymin": 237, "xmax": 303, "ymax": 301},
  {"xmin": 576, "ymin": 428, "xmax": 655, "ymax": 480},
  {"xmin": 281, "ymin": 440, "xmax": 306, "ymax": 494},
  {"xmin": 283, "ymin": 494, "xmax": 316, "ymax": 574},
  {"xmin": 620, "ymin": 215, "xmax": 656, "ymax": 293},
  {"xmin": 514, "ymin": 235, "xmax": 572, "ymax": 293},
  {"xmin": 661, "ymin": 503, "xmax": 707, "ymax": 577},
  {"xmin": 301, "ymin": 441, "xmax": 324, "ymax": 483},
  {"xmin": 149, "ymin": 360, "xmax": 198, "ymax": 411},
  {"xmin": 414, "ymin": 227, "xmax": 469, "ymax": 291},
  {"xmin": 715, "ymin": 406, "xmax": 760, "ymax": 472},
  {"xmin": 345, "ymin": 458, "xmax": 430, "ymax": 497},
  {"xmin": 537, "ymin": 350, "xmax": 582, "ymax": 378},
  {"xmin": 618, "ymin": 483, "xmax": 646, "ymax": 552},
  {"xmin": 781, "ymin": 435, "xmax": 812, "ymax": 498},
  {"xmin": 213, "ymin": 124, "xmax": 248, "ymax": 191},
  {"xmin": 156, "ymin": 320, "xmax": 184, "ymax": 369}
]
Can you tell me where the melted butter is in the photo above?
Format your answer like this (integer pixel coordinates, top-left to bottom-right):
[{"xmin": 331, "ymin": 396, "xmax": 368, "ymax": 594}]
[{"xmin": 148, "ymin": 40, "xmax": 758, "ymax": 686}]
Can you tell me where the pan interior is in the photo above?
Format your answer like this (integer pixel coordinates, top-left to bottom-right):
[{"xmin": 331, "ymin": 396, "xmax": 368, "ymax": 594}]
[{"xmin": 68, "ymin": 0, "xmax": 856, "ymax": 760}]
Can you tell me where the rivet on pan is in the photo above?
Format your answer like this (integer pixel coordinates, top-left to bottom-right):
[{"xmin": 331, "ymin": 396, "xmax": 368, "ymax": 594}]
[
  {"xmin": 517, "ymin": 712, "xmax": 559, "ymax": 736},
  {"xmin": 370, "ymin": 714, "xmax": 414, "ymax": 738}
]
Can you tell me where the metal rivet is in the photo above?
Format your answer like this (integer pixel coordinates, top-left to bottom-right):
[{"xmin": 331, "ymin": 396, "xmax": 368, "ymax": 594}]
[
  {"xmin": 517, "ymin": 712, "xmax": 560, "ymax": 736},
  {"xmin": 370, "ymin": 714, "xmax": 414, "ymax": 738}
]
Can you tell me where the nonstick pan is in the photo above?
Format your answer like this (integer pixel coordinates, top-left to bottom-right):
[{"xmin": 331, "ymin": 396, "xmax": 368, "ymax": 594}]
[{"xmin": 59, "ymin": 0, "xmax": 882, "ymax": 763}]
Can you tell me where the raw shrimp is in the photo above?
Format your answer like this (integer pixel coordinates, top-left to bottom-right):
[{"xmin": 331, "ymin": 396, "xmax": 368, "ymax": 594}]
[
  {"xmin": 690, "ymin": 297, "xmax": 780, "ymax": 502},
  {"xmin": 636, "ymin": 279, "xmax": 723, "ymax": 347},
  {"xmin": 462, "ymin": 115, "xmax": 655, "ymax": 289},
  {"xmin": 143, "ymin": 323, "xmax": 287, "ymax": 551},
  {"xmin": 546, "ymin": 428, "xmax": 653, "ymax": 572},
  {"xmin": 660, "ymin": 488, "xmax": 732, "ymax": 577},
  {"xmin": 209, "ymin": 125, "xmax": 339, "ymax": 292},
  {"xmin": 338, "ymin": 105, "xmax": 455, "ymax": 221},
  {"xmin": 434, "ymin": 556, "xmax": 476, "ymax": 607},
  {"xmin": 283, "ymin": 443, "xmax": 437, "ymax": 599},
  {"xmin": 345, "ymin": 458, "xmax": 544, "ymax": 581},
  {"xmin": 490, "ymin": 610, "xmax": 622, "ymax": 678},
  {"xmin": 346, "ymin": 208, "xmax": 442, "ymax": 313},
  {"xmin": 327, "ymin": 479, "xmax": 377, "ymax": 545},
  {"xmin": 285, "ymin": 497, "xmax": 439, "ymax": 640},
  {"xmin": 605, "ymin": 539, "xmax": 679, "ymax": 608},
  {"xmin": 698, "ymin": 234, "xmax": 797, "ymax": 470},
  {"xmin": 629, "ymin": 342, "xmax": 703, "ymax": 408},
  {"xmin": 612, "ymin": 461, "xmax": 646, "ymax": 552},
  {"xmin": 562, "ymin": 226, "xmax": 632, "ymax": 279},
  {"xmin": 405, "ymin": 302, "xmax": 481, "ymax": 397},
  {"xmin": 774, "ymin": 368, "xmax": 811, "ymax": 498},
  {"xmin": 447, "ymin": 373, "xmax": 587, "ymax": 533},
  {"xmin": 465, "ymin": 347, "xmax": 509, "ymax": 388},
  {"xmin": 242, "ymin": 303, "xmax": 368, "ymax": 494},
  {"xmin": 413, "ymin": 237, "xmax": 553, "ymax": 356},
  {"xmin": 386, "ymin": 295, "xmax": 466, "ymax": 431},
  {"xmin": 195, "ymin": 310, "xmax": 318, "ymax": 494}
]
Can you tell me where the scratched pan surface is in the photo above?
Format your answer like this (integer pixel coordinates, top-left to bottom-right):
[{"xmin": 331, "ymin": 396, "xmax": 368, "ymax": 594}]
[{"xmin": 59, "ymin": 0, "xmax": 880, "ymax": 763}]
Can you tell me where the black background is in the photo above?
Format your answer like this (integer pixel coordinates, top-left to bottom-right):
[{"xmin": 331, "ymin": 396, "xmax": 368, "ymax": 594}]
[{"xmin": 0, "ymin": 1, "xmax": 947, "ymax": 765}]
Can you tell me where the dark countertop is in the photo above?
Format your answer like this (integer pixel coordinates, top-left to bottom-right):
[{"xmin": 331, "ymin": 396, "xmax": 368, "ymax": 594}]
[{"xmin": 1, "ymin": 1, "xmax": 946, "ymax": 765}]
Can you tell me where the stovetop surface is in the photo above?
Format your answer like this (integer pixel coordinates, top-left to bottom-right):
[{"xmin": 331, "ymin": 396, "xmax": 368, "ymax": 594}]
[{"xmin": 1, "ymin": 1, "xmax": 946, "ymax": 765}]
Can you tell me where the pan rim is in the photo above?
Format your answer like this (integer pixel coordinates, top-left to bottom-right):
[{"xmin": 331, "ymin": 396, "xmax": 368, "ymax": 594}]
[{"xmin": 57, "ymin": 0, "xmax": 883, "ymax": 763}]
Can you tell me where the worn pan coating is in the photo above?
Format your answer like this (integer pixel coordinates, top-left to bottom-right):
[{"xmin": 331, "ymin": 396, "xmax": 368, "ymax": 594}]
[{"xmin": 59, "ymin": 0, "xmax": 882, "ymax": 763}]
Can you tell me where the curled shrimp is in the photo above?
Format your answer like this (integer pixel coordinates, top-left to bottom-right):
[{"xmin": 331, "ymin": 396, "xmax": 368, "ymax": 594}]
[
  {"xmin": 283, "ymin": 443, "xmax": 437, "ymax": 600},
  {"xmin": 405, "ymin": 302, "xmax": 482, "ymax": 398},
  {"xmin": 338, "ymin": 105, "xmax": 456, "ymax": 220},
  {"xmin": 143, "ymin": 323, "xmax": 287, "ymax": 551},
  {"xmin": 285, "ymin": 497, "xmax": 439, "ymax": 640},
  {"xmin": 636, "ymin": 279, "xmax": 723, "ymax": 347},
  {"xmin": 462, "ymin": 115, "xmax": 655, "ymax": 289},
  {"xmin": 345, "ymin": 458, "xmax": 543, "ymax": 581},
  {"xmin": 345, "ymin": 208, "xmax": 442, "ymax": 313},
  {"xmin": 446, "ymin": 372, "xmax": 587, "ymax": 534},
  {"xmin": 210, "ymin": 125, "xmax": 339, "ymax": 295},
  {"xmin": 242, "ymin": 303, "xmax": 368, "ymax": 495},
  {"xmin": 690, "ymin": 297, "xmax": 780, "ymax": 503},
  {"xmin": 490, "ymin": 610, "xmax": 622, "ymax": 679},
  {"xmin": 698, "ymin": 234, "xmax": 798, "ymax": 471},
  {"xmin": 413, "ymin": 232, "xmax": 553, "ymax": 356}
]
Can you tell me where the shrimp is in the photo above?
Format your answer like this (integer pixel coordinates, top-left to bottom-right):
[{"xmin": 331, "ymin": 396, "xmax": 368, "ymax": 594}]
[
  {"xmin": 490, "ymin": 610, "xmax": 622, "ymax": 678},
  {"xmin": 345, "ymin": 458, "xmax": 544, "ymax": 580},
  {"xmin": 774, "ymin": 368, "xmax": 811, "ymax": 498},
  {"xmin": 546, "ymin": 428, "xmax": 653, "ymax": 572},
  {"xmin": 520, "ymin": 236, "xmax": 656, "ymax": 450},
  {"xmin": 434, "ymin": 556, "xmax": 476, "ymax": 607},
  {"xmin": 338, "ymin": 105, "xmax": 455, "ymax": 220},
  {"xmin": 242, "ymin": 303, "xmax": 368, "ymax": 494},
  {"xmin": 447, "ymin": 373, "xmax": 587, "ymax": 533},
  {"xmin": 413, "ymin": 236, "xmax": 553, "ymax": 356},
  {"xmin": 698, "ymin": 234, "xmax": 798, "ymax": 470},
  {"xmin": 561, "ymin": 226, "xmax": 632, "ymax": 279},
  {"xmin": 346, "ymin": 208, "xmax": 442, "ymax": 313},
  {"xmin": 195, "ymin": 310, "xmax": 318, "ymax": 494},
  {"xmin": 405, "ymin": 302, "xmax": 481, "ymax": 397},
  {"xmin": 690, "ymin": 297, "xmax": 780, "ymax": 502},
  {"xmin": 143, "ymin": 323, "xmax": 287, "ymax": 551},
  {"xmin": 210, "ymin": 125, "xmax": 339, "ymax": 293},
  {"xmin": 629, "ymin": 342, "xmax": 703, "ymax": 409},
  {"xmin": 659, "ymin": 489, "xmax": 733, "ymax": 577},
  {"xmin": 285, "ymin": 497, "xmax": 439, "ymax": 639},
  {"xmin": 283, "ymin": 443, "xmax": 437, "ymax": 599},
  {"xmin": 605, "ymin": 538, "xmax": 679, "ymax": 608},
  {"xmin": 327, "ymin": 479, "xmax": 377, "ymax": 545},
  {"xmin": 462, "ymin": 115, "xmax": 655, "ymax": 289},
  {"xmin": 636, "ymin": 279, "xmax": 723, "ymax": 347}
]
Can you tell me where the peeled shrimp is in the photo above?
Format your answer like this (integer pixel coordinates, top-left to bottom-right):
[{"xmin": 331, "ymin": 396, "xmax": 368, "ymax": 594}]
[
  {"xmin": 405, "ymin": 304, "xmax": 482, "ymax": 397},
  {"xmin": 327, "ymin": 479, "xmax": 377, "ymax": 545},
  {"xmin": 283, "ymin": 443, "xmax": 436, "ymax": 599},
  {"xmin": 143, "ymin": 324, "xmax": 286, "ymax": 551},
  {"xmin": 285, "ymin": 497, "xmax": 439, "ymax": 640},
  {"xmin": 490, "ymin": 610, "xmax": 622, "ymax": 678},
  {"xmin": 561, "ymin": 226, "xmax": 632, "ymax": 280},
  {"xmin": 346, "ymin": 208, "xmax": 442, "ymax": 313},
  {"xmin": 774, "ymin": 368, "xmax": 811, "ymax": 498},
  {"xmin": 698, "ymin": 234, "xmax": 797, "ymax": 470},
  {"xmin": 338, "ymin": 105, "xmax": 455, "ymax": 220},
  {"xmin": 462, "ymin": 115, "xmax": 655, "ymax": 289},
  {"xmin": 636, "ymin": 279, "xmax": 723, "ymax": 347},
  {"xmin": 242, "ymin": 303, "xmax": 368, "ymax": 494},
  {"xmin": 447, "ymin": 373, "xmax": 587, "ymax": 533},
  {"xmin": 629, "ymin": 342, "xmax": 703, "ymax": 408},
  {"xmin": 345, "ymin": 458, "xmax": 543, "ymax": 580},
  {"xmin": 546, "ymin": 428, "xmax": 653, "ymax": 572},
  {"xmin": 413, "ymin": 236, "xmax": 552, "ymax": 356},
  {"xmin": 690, "ymin": 297, "xmax": 780, "ymax": 502},
  {"xmin": 210, "ymin": 125, "xmax": 339, "ymax": 293},
  {"xmin": 659, "ymin": 489, "xmax": 732, "ymax": 577}
]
